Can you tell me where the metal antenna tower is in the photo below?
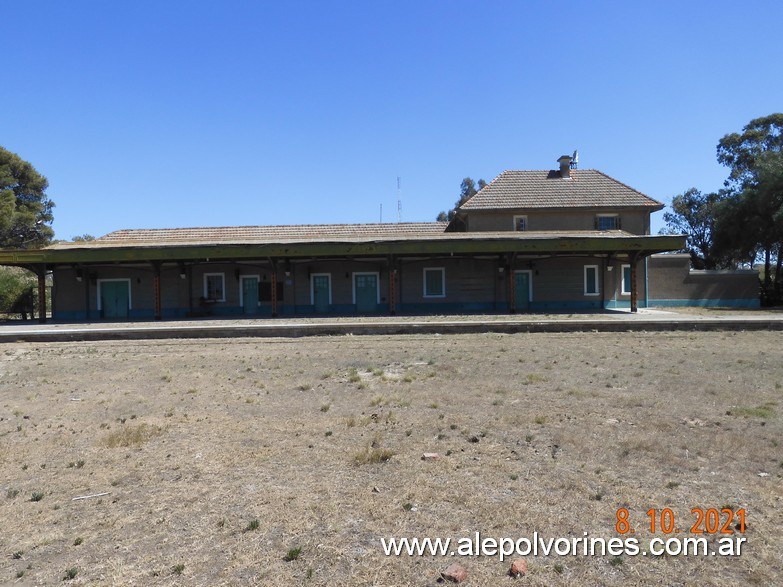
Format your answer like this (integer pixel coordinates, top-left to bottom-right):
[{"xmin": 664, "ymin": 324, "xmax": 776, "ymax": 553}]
[{"xmin": 397, "ymin": 176, "xmax": 402, "ymax": 223}]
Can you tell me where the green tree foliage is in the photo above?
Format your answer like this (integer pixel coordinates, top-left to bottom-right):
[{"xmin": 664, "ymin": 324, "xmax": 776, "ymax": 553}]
[
  {"xmin": 437, "ymin": 177, "xmax": 487, "ymax": 222},
  {"xmin": 714, "ymin": 114, "xmax": 783, "ymax": 304},
  {"xmin": 71, "ymin": 234, "xmax": 96, "ymax": 242},
  {"xmin": 717, "ymin": 113, "xmax": 783, "ymax": 190},
  {"xmin": 0, "ymin": 267, "xmax": 36, "ymax": 319},
  {"xmin": 660, "ymin": 188, "xmax": 731, "ymax": 269},
  {"xmin": 0, "ymin": 146, "xmax": 55, "ymax": 249}
]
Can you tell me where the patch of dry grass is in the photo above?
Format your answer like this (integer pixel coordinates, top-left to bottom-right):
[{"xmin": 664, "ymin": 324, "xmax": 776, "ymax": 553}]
[
  {"xmin": 0, "ymin": 332, "xmax": 780, "ymax": 585},
  {"xmin": 353, "ymin": 446, "xmax": 395, "ymax": 464},
  {"xmin": 103, "ymin": 423, "xmax": 165, "ymax": 448}
]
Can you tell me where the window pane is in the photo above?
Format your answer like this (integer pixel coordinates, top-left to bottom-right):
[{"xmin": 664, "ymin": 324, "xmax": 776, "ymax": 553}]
[
  {"xmin": 622, "ymin": 266, "xmax": 632, "ymax": 294},
  {"xmin": 515, "ymin": 217, "xmax": 526, "ymax": 231},
  {"xmin": 597, "ymin": 216, "xmax": 619, "ymax": 230},
  {"xmin": 206, "ymin": 275, "xmax": 224, "ymax": 300},
  {"xmin": 424, "ymin": 269, "xmax": 444, "ymax": 297},
  {"xmin": 585, "ymin": 266, "xmax": 598, "ymax": 295}
]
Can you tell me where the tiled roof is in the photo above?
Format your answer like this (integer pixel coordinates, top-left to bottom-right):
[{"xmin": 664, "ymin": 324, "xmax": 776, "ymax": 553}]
[
  {"xmin": 46, "ymin": 227, "xmax": 648, "ymax": 250},
  {"xmin": 458, "ymin": 169, "xmax": 663, "ymax": 211},
  {"xmin": 50, "ymin": 223, "xmax": 449, "ymax": 248}
]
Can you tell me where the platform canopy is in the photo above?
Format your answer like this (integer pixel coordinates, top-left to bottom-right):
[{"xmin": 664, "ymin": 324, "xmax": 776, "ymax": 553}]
[{"xmin": 0, "ymin": 223, "xmax": 685, "ymax": 266}]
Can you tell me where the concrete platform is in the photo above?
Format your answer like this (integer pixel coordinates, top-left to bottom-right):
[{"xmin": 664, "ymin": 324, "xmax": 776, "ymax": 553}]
[{"xmin": 2, "ymin": 308, "xmax": 783, "ymax": 343}]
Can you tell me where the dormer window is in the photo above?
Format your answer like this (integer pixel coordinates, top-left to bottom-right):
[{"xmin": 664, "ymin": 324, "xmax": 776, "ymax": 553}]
[
  {"xmin": 513, "ymin": 215, "xmax": 527, "ymax": 231},
  {"xmin": 595, "ymin": 214, "xmax": 620, "ymax": 230}
]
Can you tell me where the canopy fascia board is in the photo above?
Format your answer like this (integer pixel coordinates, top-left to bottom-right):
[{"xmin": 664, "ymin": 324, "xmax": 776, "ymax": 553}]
[{"xmin": 0, "ymin": 235, "xmax": 686, "ymax": 266}]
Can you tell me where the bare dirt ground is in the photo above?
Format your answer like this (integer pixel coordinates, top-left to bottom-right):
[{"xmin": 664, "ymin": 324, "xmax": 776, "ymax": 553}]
[{"xmin": 1, "ymin": 331, "xmax": 781, "ymax": 586}]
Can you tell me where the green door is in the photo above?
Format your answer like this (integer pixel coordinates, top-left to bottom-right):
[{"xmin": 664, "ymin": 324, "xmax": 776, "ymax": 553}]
[
  {"xmin": 242, "ymin": 277, "xmax": 259, "ymax": 315},
  {"xmin": 101, "ymin": 281, "xmax": 129, "ymax": 319},
  {"xmin": 354, "ymin": 273, "xmax": 378, "ymax": 313},
  {"xmin": 514, "ymin": 272, "xmax": 530, "ymax": 312},
  {"xmin": 312, "ymin": 275, "xmax": 330, "ymax": 313}
]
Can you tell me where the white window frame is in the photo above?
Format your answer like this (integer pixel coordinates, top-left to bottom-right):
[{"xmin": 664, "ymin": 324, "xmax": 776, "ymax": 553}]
[
  {"xmin": 96, "ymin": 278, "xmax": 132, "ymax": 311},
  {"xmin": 239, "ymin": 274, "xmax": 261, "ymax": 308},
  {"xmin": 596, "ymin": 214, "xmax": 620, "ymax": 230},
  {"xmin": 203, "ymin": 272, "xmax": 226, "ymax": 302},
  {"xmin": 584, "ymin": 265, "xmax": 600, "ymax": 296},
  {"xmin": 310, "ymin": 273, "xmax": 332, "ymax": 305},
  {"xmin": 423, "ymin": 267, "xmax": 446, "ymax": 298},
  {"xmin": 621, "ymin": 264, "xmax": 632, "ymax": 295},
  {"xmin": 512, "ymin": 215, "xmax": 528, "ymax": 231},
  {"xmin": 351, "ymin": 272, "xmax": 381, "ymax": 304}
]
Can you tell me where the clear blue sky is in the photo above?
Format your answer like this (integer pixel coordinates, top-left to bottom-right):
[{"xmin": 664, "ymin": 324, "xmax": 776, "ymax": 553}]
[{"xmin": 3, "ymin": 0, "xmax": 782, "ymax": 240}]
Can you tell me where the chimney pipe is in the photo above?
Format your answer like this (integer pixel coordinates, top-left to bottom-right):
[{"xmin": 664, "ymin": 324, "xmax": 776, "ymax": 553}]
[{"xmin": 557, "ymin": 155, "xmax": 572, "ymax": 179}]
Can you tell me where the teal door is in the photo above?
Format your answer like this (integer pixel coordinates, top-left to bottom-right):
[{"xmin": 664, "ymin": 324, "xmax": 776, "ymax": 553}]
[
  {"xmin": 101, "ymin": 281, "xmax": 129, "ymax": 319},
  {"xmin": 242, "ymin": 277, "xmax": 259, "ymax": 315},
  {"xmin": 514, "ymin": 272, "xmax": 530, "ymax": 312},
  {"xmin": 354, "ymin": 274, "xmax": 378, "ymax": 313},
  {"xmin": 312, "ymin": 275, "xmax": 330, "ymax": 313}
]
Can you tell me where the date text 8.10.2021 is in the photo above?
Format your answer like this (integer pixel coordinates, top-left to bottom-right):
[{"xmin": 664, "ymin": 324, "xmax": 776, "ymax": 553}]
[{"xmin": 615, "ymin": 508, "xmax": 746, "ymax": 535}]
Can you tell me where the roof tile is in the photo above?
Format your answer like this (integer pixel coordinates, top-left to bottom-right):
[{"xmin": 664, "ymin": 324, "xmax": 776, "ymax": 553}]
[
  {"xmin": 65, "ymin": 222, "xmax": 448, "ymax": 247},
  {"xmin": 459, "ymin": 169, "xmax": 663, "ymax": 211}
]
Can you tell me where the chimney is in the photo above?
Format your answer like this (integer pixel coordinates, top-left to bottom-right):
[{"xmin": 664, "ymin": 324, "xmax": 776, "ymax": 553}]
[{"xmin": 557, "ymin": 155, "xmax": 572, "ymax": 179}]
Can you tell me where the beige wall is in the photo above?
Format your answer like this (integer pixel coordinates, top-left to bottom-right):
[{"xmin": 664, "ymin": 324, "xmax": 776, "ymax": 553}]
[
  {"xmin": 53, "ymin": 255, "xmax": 625, "ymax": 317},
  {"xmin": 648, "ymin": 255, "xmax": 759, "ymax": 304},
  {"xmin": 465, "ymin": 209, "xmax": 650, "ymax": 235},
  {"xmin": 53, "ymin": 262, "xmax": 284, "ymax": 316},
  {"xmin": 514, "ymin": 256, "xmax": 610, "ymax": 303},
  {"xmin": 53, "ymin": 265, "xmax": 160, "ymax": 316},
  {"xmin": 290, "ymin": 260, "xmax": 388, "ymax": 306},
  {"xmin": 399, "ymin": 258, "xmax": 501, "ymax": 305},
  {"xmin": 57, "ymin": 253, "xmax": 761, "ymax": 318}
]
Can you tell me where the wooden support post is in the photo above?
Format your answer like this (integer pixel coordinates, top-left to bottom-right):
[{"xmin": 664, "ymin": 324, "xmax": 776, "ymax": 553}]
[
  {"xmin": 187, "ymin": 266, "xmax": 194, "ymax": 316},
  {"xmin": 388, "ymin": 257, "xmax": 396, "ymax": 315},
  {"xmin": 37, "ymin": 267, "xmax": 47, "ymax": 324},
  {"xmin": 389, "ymin": 269, "xmax": 396, "ymax": 315},
  {"xmin": 630, "ymin": 254, "xmax": 639, "ymax": 313},
  {"xmin": 81, "ymin": 266, "xmax": 90, "ymax": 320},
  {"xmin": 271, "ymin": 269, "xmax": 278, "ymax": 318},
  {"xmin": 153, "ymin": 263, "xmax": 162, "ymax": 320},
  {"xmin": 507, "ymin": 254, "xmax": 516, "ymax": 313}
]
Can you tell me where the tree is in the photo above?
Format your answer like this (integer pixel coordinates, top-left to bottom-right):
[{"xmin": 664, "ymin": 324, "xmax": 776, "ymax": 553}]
[
  {"xmin": 72, "ymin": 234, "xmax": 96, "ymax": 242},
  {"xmin": 712, "ymin": 192, "xmax": 764, "ymax": 268},
  {"xmin": 0, "ymin": 146, "xmax": 55, "ymax": 249},
  {"xmin": 437, "ymin": 177, "xmax": 487, "ymax": 222},
  {"xmin": 660, "ymin": 188, "xmax": 733, "ymax": 269},
  {"xmin": 714, "ymin": 114, "xmax": 783, "ymax": 304},
  {"xmin": 717, "ymin": 113, "xmax": 783, "ymax": 190},
  {"xmin": 0, "ymin": 267, "xmax": 36, "ymax": 319}
]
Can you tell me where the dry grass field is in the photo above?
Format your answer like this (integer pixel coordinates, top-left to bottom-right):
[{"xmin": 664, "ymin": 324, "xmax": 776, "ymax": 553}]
[{"xmin": 0, "ymin": 331, "xmax": 781, "ymax": 586}]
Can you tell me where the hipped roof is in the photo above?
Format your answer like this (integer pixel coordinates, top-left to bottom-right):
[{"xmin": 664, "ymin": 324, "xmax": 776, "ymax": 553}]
[{"xmin": 458, "ymin": 169, "xmax": 664, "ymax": 211}]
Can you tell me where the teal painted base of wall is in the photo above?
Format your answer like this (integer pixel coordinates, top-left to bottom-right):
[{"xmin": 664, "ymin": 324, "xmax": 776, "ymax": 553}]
[
  {"xmin": 649, "ymin": 298, "xmax": 761, "ymax": 309},
  {"xmin": 52, "ymin": 297, "xmax": 761, "ymax": 321},
  {"xmin": 399, "ymin": 302, "xmax": 502, "ymax": 314},
  {"xmin": 52, "ymin": 310, "xmax": 93, "ymax": 321},
  {"xmin": 529, "ymin": 300, "xmax": 604, "ymax": 311},
  {"xmin": 605, "ymin": 300, "xmax": 633, "ymax": 309},
  {"xmin": 397, "ymin": 301, "xmax": 606, "ymax": 313},
  {"xmin": 279, "ymin": 304, "xmax": 374, "ymax": 315},
  {"xmin": 54, "ymin": 299, "xmax": 620, "ymax": 321}
]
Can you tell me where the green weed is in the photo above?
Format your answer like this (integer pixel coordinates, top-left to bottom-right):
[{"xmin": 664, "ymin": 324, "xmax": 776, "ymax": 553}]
[{"xmin": 283, "ymin": 546, "xmax": 302, "ymax": 562}]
